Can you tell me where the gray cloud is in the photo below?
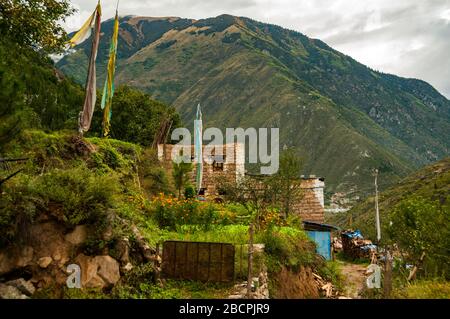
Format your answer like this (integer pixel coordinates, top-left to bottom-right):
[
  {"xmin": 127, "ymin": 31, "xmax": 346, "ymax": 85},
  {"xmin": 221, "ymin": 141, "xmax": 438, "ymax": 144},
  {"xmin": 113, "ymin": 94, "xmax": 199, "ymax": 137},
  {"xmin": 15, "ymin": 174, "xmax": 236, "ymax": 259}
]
[{"xmin": 65, "ymin": 0, "xmax": 450, "ymax": 98}]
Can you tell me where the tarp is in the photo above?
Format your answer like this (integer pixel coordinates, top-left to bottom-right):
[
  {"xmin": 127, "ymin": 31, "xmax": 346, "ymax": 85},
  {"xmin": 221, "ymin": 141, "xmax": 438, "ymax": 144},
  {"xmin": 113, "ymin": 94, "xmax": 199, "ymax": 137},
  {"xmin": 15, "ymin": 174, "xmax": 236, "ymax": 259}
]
[{"xmin": 342, "ymin": 230, "xmax": 363, "ymax": 239}]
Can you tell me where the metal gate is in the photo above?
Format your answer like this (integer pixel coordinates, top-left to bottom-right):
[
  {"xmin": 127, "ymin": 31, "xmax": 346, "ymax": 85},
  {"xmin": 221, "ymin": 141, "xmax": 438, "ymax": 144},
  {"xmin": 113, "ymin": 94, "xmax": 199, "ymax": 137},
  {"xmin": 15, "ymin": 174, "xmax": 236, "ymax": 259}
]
[{"xmin": 162, "ymin": 241, "xmax": 235, "ymax": 282}]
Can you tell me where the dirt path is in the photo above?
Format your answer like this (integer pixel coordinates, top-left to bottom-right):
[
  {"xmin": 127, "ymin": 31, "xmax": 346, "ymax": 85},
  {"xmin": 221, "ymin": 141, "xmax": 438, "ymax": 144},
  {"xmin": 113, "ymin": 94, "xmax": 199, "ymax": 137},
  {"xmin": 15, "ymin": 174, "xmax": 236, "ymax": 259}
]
[{"xmin": 337, "ymin": 260, "xmax": 368, "ymax": 299}]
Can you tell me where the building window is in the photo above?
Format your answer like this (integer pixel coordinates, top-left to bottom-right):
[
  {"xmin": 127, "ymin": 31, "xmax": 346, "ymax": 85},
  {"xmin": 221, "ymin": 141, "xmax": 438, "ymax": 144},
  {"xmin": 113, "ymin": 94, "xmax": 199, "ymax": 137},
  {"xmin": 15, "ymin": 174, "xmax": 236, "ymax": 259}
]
[
  {"xmin": 212, "ymin": 155, "xmax": 225, "ymax": 171},
  {"xmin": 213, "ymin": 161, "xmax": 224, "ymax": 171},
  {"xmin": 199, "ymin": 188, "xmax": 206, "ymax": 196}
]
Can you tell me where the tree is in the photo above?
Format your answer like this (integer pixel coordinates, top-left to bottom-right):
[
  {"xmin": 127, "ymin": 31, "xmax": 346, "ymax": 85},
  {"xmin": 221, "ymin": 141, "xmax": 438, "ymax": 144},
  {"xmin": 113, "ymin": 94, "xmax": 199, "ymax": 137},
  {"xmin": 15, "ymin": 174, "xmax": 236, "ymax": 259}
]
[
  {"xmin": 91, "ymin": 86, "xmax": 181, "ymax": 146},
  {"xmin": 270, "ymin": 148, "xmax": 304, "ymax": 218},
  {"xmin": 0, "ymin": 0, "xmax": 78, "ymax": 151},
  {"xmin": 0, "ymin": 0, "xmax": 74, "ymax": 53},
  {"xmin": 0, "ymin": 41, "xmax": 25, "ymax": 152},
  {"xmin": 386, "ymin": 196, "xmax": 450, "ymax": 278},
  {"xmin": 219, "ymin": 175, "xmax": 277, "ymax": 230},
  {"xmin": 172, "ymin": 152, "xmax": 193, "ymax": 198}
]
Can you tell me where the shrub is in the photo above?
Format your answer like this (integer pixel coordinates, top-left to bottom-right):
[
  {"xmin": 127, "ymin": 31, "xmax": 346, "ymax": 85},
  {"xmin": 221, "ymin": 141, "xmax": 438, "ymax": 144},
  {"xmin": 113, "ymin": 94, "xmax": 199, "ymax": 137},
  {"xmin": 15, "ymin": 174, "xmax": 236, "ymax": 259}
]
[
  {"xmin": 0, "ymin": 165, "xmax": 120, "ymax": 247},
  {"xmin": 386, "ymin": 196, "xmax": 450, "ymax": 278},
  {"xmin": 150, "ymin": 194, "xmax": 237, "ymax": 230},
  {"xmin": 260, "ymin": 227, "xmax": 315, "ymax": 272},
  {"xmin": 184, "ymin": 185, "xmax": 196, "ymax": 199}
]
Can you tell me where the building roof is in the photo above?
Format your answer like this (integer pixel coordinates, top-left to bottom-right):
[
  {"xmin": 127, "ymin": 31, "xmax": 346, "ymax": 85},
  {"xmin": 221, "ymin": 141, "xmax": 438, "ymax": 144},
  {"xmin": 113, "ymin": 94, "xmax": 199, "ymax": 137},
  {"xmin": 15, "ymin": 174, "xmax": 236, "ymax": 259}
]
[{"xmin": 303, "ymin": 221, "xmax": 340, "ymax": 232}]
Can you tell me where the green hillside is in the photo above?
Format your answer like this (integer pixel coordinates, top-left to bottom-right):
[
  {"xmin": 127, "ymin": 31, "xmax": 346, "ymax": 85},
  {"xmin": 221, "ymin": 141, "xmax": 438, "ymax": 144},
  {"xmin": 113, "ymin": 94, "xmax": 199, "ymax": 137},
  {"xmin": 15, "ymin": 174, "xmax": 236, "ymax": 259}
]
[
  {"xmin": 327, "ymin": 157, "xmax": 450, "ymax": 278},
  {"xmin": 327, "ymin": 157, "xmax": 450, "ymax": 238},
  {"xmin": 57, "ymin": 14, "xmax": 450, "ymax": 199}
]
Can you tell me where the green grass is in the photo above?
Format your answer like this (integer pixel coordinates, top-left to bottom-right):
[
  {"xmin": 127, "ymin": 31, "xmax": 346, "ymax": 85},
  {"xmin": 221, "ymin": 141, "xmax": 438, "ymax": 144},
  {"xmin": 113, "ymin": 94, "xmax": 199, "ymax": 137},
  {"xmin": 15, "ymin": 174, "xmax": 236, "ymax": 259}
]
[
  {"xmin": 394, "ymin": 280, "xmax": 450, "ymax": 299},
  {"xmin": 166, "ymin": 224, "xmax": 250, "ymax": 244}
]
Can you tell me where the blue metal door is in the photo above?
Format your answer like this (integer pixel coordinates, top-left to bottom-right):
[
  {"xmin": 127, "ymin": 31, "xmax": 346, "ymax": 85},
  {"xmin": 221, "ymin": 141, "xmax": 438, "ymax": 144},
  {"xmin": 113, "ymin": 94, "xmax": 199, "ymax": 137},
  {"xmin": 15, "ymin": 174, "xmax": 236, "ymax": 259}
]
[{"xmin": 307, "ymin": 231, "xmax": 331, "ymax": 260}]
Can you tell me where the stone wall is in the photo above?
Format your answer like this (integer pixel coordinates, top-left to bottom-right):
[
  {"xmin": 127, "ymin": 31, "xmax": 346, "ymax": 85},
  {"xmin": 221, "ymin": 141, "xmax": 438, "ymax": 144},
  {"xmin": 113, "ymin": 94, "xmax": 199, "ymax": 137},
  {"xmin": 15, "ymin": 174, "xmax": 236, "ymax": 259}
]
[
  {"xmin": 292, "ymin": 178, "xmax": 325, "ymax": 223},
  {"xmin": 158, "ymin": 143, "xmax": 245, "ymax": 200},
  {"xmin": 157, "ymin": 144, "xmax": 325, "ymax": 222}
]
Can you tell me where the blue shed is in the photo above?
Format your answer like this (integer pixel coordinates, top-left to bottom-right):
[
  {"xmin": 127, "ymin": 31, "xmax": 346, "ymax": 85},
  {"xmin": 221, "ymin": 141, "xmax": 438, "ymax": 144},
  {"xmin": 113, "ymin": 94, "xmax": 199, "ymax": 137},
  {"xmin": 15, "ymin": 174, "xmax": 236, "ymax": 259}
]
[{"xmin": 303, "ymin": 221, "xmax": 339, "ymax": 261}]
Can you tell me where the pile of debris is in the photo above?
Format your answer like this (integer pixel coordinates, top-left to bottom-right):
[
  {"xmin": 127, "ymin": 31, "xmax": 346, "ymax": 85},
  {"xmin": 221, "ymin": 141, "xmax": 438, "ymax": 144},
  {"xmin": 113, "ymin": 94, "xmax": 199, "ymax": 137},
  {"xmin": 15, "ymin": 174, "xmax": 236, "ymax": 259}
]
[
  {"xmin": 341, "ymin": 230, "xmax": 376, "ymax": 260},
  {"xmin": 312, "ymin": 272, "xmax": 336, "ymax": 298}
]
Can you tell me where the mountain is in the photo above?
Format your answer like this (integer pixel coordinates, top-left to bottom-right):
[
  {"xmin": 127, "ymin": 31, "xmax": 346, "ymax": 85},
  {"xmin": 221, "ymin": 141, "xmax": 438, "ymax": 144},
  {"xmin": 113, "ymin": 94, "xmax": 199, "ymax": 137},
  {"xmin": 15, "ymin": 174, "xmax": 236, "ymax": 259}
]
[
  {"xmin": 326, "ymin": 157, "xmax": 450, "ymax": 240},
  {"xmin": 57, "ymin": 14, "xmax": 450, "ymax": 200}
]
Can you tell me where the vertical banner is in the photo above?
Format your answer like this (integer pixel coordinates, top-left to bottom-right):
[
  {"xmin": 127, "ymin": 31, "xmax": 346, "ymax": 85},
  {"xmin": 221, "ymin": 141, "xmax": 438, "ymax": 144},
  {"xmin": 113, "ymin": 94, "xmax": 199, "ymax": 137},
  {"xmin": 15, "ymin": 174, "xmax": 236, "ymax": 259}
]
[
  {"xmin": 194, "ymin": 104, "xmax": 203, "ymax": 195},
  {"xmin": 101, "ymin": 9, "xmax": 119, "ymax": 137},
  {"xmin": 76, "ymin": 2, "xmax": 102, "ymax": 134}
]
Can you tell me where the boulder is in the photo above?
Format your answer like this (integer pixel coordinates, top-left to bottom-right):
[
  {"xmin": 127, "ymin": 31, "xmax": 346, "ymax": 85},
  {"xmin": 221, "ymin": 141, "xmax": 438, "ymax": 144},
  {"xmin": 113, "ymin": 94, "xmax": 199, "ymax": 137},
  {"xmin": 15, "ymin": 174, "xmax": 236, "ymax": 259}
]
[
  {"xmin": 0, "ymin": 284, "xmax": 28, "ymax": 299},
  {"xmin": 16, "ymin": 246, "xmax": 34, "ymax": 268},
  {"xmin": 6, "ymin": 278, "xmax": 35, "ymax": 296},
  {"xmin": 94, "ymin": 256, "xmax": 120, "ymax": 286},
  {"xmin": 65, "ymin": 225, "xmax": 88, "ymax": 245},
  {"xmin": 0, "ymin": 246, "xmax": 34, "ymax": 276},
  {"xmin": 28, "ymin": 221, "xmax": 72, "ymax": 268},
  {"xmin": 38, "ymin": 256, "xmax": 53, "ymax": 268},
  {"xmin": 74, "ymin": 254, "xmax": 120, "ymax": 289},
  {"xmin": 74, "ymin": 254, "xmax": 103, "ymax": 289}
]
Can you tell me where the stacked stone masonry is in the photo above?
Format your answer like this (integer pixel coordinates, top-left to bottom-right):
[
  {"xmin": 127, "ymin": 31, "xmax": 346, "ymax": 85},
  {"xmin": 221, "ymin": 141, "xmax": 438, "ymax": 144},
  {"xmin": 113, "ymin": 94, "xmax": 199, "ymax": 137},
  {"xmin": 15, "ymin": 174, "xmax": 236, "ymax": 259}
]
[{"xmin": 157, "ymin": 143, "xmax": 324, "ymax": 223}]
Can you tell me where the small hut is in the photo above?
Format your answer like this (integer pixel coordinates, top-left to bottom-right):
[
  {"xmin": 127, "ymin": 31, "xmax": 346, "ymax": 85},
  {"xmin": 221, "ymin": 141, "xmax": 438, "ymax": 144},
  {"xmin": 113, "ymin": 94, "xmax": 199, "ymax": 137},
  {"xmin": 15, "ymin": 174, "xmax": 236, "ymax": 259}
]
[{"xmin": 303, "ymin": 221, "xmax": 339, "ymax": 261}]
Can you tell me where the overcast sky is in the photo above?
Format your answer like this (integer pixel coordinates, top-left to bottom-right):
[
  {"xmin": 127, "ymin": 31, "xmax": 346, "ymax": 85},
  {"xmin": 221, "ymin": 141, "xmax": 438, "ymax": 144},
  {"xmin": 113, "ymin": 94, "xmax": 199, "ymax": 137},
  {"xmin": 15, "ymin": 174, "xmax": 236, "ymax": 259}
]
[{"xmin": 65, "ymin": 0, "xmax": 450, "ymax": 98}]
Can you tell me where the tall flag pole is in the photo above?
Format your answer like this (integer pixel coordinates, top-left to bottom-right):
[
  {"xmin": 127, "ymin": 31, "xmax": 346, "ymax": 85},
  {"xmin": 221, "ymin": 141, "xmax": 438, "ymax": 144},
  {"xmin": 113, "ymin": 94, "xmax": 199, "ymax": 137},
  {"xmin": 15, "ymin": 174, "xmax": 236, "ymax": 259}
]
[
  {"xmin": 194, "ymin": 104, "xmax": 203, "ymax": 195},
  {"xmin": 374, "ymin": 168, "xmax": 381, "ymax": 243},
  {"xmin": 101, "ymin": 1, "xmax": 120, "ymax": 137},
  {"xmin": 68, "ymin": 1, "xmax": 102, "ymax": 135}
]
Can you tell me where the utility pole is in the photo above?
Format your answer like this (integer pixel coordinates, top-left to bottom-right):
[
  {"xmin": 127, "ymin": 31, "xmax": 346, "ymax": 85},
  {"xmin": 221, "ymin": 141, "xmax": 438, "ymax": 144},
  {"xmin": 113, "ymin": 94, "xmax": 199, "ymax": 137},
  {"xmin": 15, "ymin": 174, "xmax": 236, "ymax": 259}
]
[{"xmin": 374, "ymin": 169, "xmax": 381, "ymax": 244}]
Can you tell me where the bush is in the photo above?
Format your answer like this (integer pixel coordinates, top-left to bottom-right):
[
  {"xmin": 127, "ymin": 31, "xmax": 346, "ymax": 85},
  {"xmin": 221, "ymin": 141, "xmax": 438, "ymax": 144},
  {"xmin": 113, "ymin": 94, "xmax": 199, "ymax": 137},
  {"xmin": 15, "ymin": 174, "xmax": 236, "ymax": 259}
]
[
  {"xmin": 184, "ymin": 185, "xmax": 196, "ymax": 199},
  {"xmin": 89, "ymin": 86, "xmax": 181, "ymax": 146},
  {"xmin": 260, "ymin": 227, "xmax": 315, "ymax": 272},
  {"xmin": 0, "ymin": 165, "xmax": 120, "ymax": 246},
  {"xmin": 386, "ymin": 196, "xmax": 450, "ymax": 278},
  {"xmin": 151, "ymin": 194, "xmax": 237, "ymax": 230}
]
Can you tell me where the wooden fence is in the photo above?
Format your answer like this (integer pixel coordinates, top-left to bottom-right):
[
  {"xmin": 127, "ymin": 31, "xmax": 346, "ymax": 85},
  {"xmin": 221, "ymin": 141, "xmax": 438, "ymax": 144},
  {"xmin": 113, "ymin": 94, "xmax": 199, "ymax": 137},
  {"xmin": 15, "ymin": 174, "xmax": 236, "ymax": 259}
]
[{"xmin": 162, "ymin": 241, "xmax": 235, "ymax": 282}]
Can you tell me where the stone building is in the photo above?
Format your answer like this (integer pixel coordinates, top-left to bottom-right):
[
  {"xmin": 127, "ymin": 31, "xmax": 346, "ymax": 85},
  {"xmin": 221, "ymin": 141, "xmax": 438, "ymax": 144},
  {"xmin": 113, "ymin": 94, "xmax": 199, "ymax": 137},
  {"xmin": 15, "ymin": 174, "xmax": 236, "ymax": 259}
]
[
  {"xmin": 157, "ymin": 143, "xmax": 245, "ymax": 197},
  {"xmin": 293, "ymin": 176, "xmax": 325, "ymax": 223},
  {"xmin": 157, "ymin": 143, "xmax": 325, "ymax": 223}
]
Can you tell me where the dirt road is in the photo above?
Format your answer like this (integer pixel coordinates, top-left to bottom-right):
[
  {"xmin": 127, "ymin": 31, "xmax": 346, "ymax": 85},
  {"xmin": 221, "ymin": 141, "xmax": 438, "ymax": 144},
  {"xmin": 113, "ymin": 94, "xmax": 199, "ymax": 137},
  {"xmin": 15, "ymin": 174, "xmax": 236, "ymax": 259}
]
[{"xmin": 338, "ymin": 260, "xmax": 368, "ymax": 298}]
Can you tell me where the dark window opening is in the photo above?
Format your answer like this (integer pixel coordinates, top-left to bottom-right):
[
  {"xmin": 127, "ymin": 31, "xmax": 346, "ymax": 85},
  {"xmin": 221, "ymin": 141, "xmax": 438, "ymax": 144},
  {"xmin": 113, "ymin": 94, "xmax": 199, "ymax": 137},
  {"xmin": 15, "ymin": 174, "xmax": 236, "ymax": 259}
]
[
  {"xmin": 213, "ymin": 161, "xmax": 224, "ymax": 171},
  {"xmin": 199, "ymin": 188, "xmax": 206, "ymax": 196}
]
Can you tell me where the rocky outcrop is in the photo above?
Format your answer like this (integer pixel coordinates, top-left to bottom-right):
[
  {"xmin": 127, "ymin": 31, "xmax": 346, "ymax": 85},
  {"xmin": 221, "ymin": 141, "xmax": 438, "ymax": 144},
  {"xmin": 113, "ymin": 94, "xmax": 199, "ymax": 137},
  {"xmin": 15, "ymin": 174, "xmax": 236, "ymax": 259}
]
[
  {"xmin": 6, "ymin": 278, "xmax": 36, "ymax": 296},
  {"xmin": 0, "ymin": 246, "xmax": 34, "ymax": 275},
  {"xmin": 64, "ymin": 225, "xmax": 88, "ymax": 245},
  {"xmin": 0, "ymin": 210, "xmax": 168, "ymax": 297},
  {"xmin": 0, "ymin": 278, "xmax": 36, "ymax": 299},
  {"xmin": 0, "ymin": 284, "xmax": 29, "ymax": 299},
  {"xmin": 0, "ymin": 218, "xmax": 126, "ymax": 294},
  {"xmin": 74, "ymin": 254, "xmax": 120, "ymax": 289}
]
